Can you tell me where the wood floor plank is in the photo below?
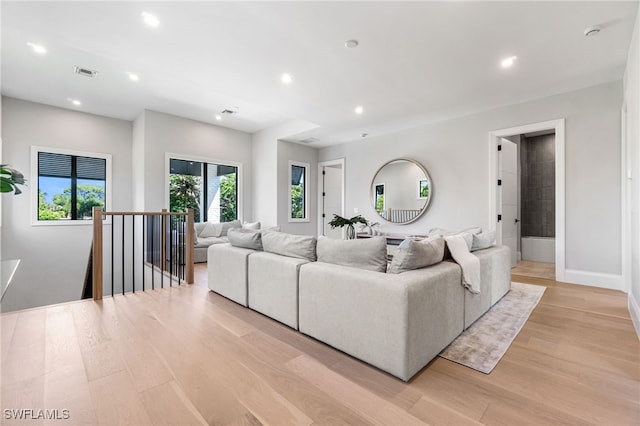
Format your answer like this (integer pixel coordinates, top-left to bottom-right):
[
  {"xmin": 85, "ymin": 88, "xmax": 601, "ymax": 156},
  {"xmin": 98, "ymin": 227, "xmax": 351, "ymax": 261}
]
[
  {"xmin": 139, "ymin": 381, "xmax": 207, "ymax": 426},
  {"xmin": 87, "ymin": 370, "xmax": 152, "ymax": 426},
  {"xmin": 408, "ymin": 396, "xmax": 484, "ymax": 426},
  {"xmin": 44, "ymin": 365, "xmax": 97, "ymax": 425},
  {"xmin": 286, "ymin": 355, "xmax": 426, "ymax": 426}
]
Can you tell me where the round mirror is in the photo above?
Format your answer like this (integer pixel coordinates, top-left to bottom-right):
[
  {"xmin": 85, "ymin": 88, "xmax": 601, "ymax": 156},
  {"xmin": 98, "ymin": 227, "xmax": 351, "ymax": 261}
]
[{"xmin": 370, "ymin": 158, "xmax": 433, "ymax": 224}]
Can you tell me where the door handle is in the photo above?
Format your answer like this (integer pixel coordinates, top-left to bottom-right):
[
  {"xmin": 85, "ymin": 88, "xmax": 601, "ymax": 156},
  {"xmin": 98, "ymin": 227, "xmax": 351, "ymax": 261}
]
[{"xmin": 514, "ymin": 218, "xmax": 520, "ymax": 223}]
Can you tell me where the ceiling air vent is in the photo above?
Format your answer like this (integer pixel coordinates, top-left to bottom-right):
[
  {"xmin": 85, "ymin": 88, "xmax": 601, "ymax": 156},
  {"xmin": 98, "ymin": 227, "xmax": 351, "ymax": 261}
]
[
  {"xmin": 299, "ymin": 137, "xmax": 319, "ymax": 144},
  {"xmin": 221, "ymin": 106, "xmax": 239, "ymax": 115},
  {"xmin": 74, "ymin": 66, "xmax": 99, "ymax": 78}
]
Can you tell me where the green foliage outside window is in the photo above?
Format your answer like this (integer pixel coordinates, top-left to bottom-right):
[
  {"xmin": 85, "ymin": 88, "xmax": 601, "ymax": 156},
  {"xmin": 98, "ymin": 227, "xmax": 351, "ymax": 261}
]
[
  {"xmin": 376, "ymin": 194, "xmax": 384, "ymax": 212},
  {"xmin": 38, "ymin": 184, "xmax": 105, "ymax": 220},
  {"xmin": 219, "ymin": 174, "xmax": 237, "ymax": 222},
  {"xmin": 291, "ymin": 184, "xmax": 304, "ymax": 219},
  {"xmin": 169, "ymin": 174, "xmax": 201, "ymax": 222}
]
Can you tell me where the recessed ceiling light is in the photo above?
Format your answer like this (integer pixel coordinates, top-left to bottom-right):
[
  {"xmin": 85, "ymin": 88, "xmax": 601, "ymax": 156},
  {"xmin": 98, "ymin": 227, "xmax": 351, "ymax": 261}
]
[
  {"xmin": 141, "ymin": 11, "xmax": 160, "ymax": 27},
  {"xmin": 127, "ymin": 72, "xmax": 139, "ymax": 81},
  {"xmin": 215, "ymin": 114, "xmax": 222, "ymax": 120},
  {"xmin": 26, "ymin": 42, "xmax": 46, "ymax": 54},
  {"xmin": 584, "ymin": 26, "xmax": 601, "ymax": 37},
  {"xmin": 345, "ymin": 39, "xmax": 359, "ymax": 48},
  {"xmin": 66, "ymin": 98, "xmax": 82, "ymax": 106},
  {"xmin": 355, "ymin": 105, "xmax": 364, "ymax": 115},
  {"xmin": 281, "ymin": 73, "xmax": 293, "ymax": 84},
  {"xmin": 501, "ymin": 56, "xmax": 518, "ymax": 68}
]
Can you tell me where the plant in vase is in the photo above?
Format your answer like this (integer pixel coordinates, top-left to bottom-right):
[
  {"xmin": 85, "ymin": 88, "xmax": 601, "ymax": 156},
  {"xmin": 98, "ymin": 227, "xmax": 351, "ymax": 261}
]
[
  {"xmin": 328, "ymin": 214, "xmax": 368, "ymax": 240},
  {"xmin": 0, "ymin": 165, "xmax": 26, "ymax": 195}
]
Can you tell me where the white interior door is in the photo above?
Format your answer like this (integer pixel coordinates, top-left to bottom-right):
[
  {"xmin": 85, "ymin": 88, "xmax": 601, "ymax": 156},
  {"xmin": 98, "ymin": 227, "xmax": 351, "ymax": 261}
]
[
  {"xmin": 499, "ymin": 138, "xmax": 519, "ymax": 267},
  {"xmin": 322, "ymin": 165, "xmax": 343, "ymax": 238}
]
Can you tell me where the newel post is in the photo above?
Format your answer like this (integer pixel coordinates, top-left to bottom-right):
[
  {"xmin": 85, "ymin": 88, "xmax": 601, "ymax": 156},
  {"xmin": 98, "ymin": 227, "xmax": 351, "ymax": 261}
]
[
  {"xmin": 185, "ymin": 208, "xmax": 195, "ymax": 284},
  {"xmin": 92, "ymin": 207, "xmax": 103, "ymax": 300}
]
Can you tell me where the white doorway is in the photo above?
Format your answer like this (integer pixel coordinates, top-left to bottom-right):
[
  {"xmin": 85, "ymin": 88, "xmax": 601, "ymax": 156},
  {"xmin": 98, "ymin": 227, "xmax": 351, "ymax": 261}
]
[
  {"xmin": 499, "ymin": 138, "xmax": 519, "ymax": 267},
  {"xmin": 317, "ymin": 159, "xmax": 345, "ymax": 238},
  {"xmin": 489, "ymin": 119, "xmax": 566, "ymax": 281}
]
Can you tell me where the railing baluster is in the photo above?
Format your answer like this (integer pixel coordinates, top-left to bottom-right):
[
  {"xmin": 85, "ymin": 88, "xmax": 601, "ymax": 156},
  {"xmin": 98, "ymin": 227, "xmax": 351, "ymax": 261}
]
[
  {"xmin": 142, "ymin": 215, "xmax": 145, "ymax": 291},
  {"xmin": 122, "ymin": 214, "xmax": 125, "ymax": 296},
  {"xmin": 151, "ymin": 215, "xmax": 155, "ymax": 290},
  {"xmin": 132, "ymin": 215, "xmax": 135, "ymax": 294},
  {"xmin": 111, "ymin": 212, "xmax": 114, "ymax": 297},
  {"xmin": 169, "ymin": 215, "xmax": 173, "ymax": 288}
]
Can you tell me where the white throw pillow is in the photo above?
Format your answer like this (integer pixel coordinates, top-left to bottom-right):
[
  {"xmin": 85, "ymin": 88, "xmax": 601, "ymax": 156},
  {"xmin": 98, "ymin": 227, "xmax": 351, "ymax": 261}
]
[
  {"xmin": 262, "ymin": 231, "xmax": 317, "ymax": 261},
  {"xmin": 471, "ymin": 231, "xmax": 496, "ymax": 251},
  {"xmin": 220, "ymin": 220, "xmax": 242, "ymax": 236},
  {"xmin": 228, "ymin": 228, "xmax": 263, "ymax": 250},
  {"xmin": 316, "ymin": 236, "xmax": 387, "ymax": 273},
  {"xmin": 242, "ymin": 221, "xmax": 261, "ymax": 230},
  {"xmin": 388, "ymin": 236, "xmax": 445, "ymax": 274},
  {"xmin": 199, "ymin": 222, "xmax": 223, "ymax": 238}
]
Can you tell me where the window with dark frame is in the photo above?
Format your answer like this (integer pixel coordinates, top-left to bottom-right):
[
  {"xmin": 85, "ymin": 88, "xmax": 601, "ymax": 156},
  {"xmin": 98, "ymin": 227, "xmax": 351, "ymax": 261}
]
[
  {"xmin": 169, "ymin": 158, "xmax": 238, "ymax": 223},
  {"xmin": 37, "ymin": 152, "xmax": 106, "ymax": 221},
  {"xmin": 290, "ymin": 164, "xmax": 306, "ymax": 219}
]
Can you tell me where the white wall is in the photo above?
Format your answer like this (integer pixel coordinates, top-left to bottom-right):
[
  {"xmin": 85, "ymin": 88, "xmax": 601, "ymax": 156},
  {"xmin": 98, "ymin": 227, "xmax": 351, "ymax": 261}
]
[
  {"xmin": 1, "ymin": 97, "xmax": 133, "ymax": 311},
  {"xmin": 251, "ymin": 119, "xmax": 319, "ymax": 230},
  {"xmin": 139, "ymin": 110, "xmax": 253, "ymax": 220},
  {"xmin": 320, "ymin": 81, "xmax": 623, "ymax": 281},
  {"xmin": 624, "ymin": 10, "xmax": 640, "ymax": 337},
  {"xmin": 251, "ymin": 126, "xmax": 279, "ymax": 226},
  {"xmin": 132, "ymin": 111, "xmax": 146, "ymax": 211},
  {"xmin": 277, "ymin": 140, "xmax": 318, "ymax": 235}
]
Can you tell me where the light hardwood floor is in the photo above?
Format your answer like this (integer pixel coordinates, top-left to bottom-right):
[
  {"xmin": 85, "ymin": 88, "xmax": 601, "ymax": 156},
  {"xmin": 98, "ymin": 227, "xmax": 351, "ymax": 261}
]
[
  {"xmin": 512, "ymin": 260, "xmax": 556, "ymax": 280},
  {"xmin": 1, "ymin": 264, "xmax": 638, "ymax": 425}
]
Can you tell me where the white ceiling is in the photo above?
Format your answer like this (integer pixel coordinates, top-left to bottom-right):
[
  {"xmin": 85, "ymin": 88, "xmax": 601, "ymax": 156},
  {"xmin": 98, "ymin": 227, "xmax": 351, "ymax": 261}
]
[{"xmin": 1, "ymin": 1, "xmax": 638, "ymax": 147}]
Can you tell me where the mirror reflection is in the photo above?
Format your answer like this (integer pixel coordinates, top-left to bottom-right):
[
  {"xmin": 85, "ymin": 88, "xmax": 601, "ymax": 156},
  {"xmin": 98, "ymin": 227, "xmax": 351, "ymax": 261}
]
[{"xmin": 370, "ymin": 158, "xmax": 432, "ymax": 224}]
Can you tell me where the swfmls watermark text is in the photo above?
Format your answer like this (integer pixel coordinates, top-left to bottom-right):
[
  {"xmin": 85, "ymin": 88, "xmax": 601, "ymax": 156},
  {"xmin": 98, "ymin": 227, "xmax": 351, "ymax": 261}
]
[{"xmin": 4, "ymin": 409, "xmax": 70, "ymax": 420}]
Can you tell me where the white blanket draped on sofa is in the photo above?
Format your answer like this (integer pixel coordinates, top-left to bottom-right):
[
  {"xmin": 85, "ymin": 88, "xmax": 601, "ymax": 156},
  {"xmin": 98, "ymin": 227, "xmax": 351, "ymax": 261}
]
[{"xmin": 444, "ymin": 235, "xmax": 481, "ymax": 293}]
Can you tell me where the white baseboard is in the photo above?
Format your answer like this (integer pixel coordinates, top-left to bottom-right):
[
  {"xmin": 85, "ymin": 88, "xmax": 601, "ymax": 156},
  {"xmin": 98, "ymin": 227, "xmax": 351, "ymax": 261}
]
[
  {"xmin": 630, "ymin": 294, "xmax": 640, "ymax": 341},
  {"xmin": 562, "ymin": 269, "xmax": 623, "ymax": 291}
]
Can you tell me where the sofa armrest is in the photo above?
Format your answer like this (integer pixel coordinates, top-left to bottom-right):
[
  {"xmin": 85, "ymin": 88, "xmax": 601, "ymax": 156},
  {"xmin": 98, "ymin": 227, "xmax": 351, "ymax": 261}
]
[{"xmin": 298, "ymin": 261, "xmax": 464, "ymax": 381}]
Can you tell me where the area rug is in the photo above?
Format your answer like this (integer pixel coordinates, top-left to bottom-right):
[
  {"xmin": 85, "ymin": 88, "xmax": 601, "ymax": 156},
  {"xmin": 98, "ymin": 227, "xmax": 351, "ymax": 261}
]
[{"xmin": 439, "ymin": 282, "xmax": 546, "ymax": 374}]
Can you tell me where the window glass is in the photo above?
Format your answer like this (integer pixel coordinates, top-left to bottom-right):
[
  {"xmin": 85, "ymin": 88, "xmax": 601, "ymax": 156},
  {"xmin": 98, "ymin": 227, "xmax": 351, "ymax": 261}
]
[
  {"xmin": 290, "ymin": 163, "xmax": 307, "ymax": 220},
  {"xmin": 37, "ymin": 152, "xmax": 106, "ymax": 220},
  {"xmin": 169, "ymin": 158, "xmax": 238, "ymax": 223}
]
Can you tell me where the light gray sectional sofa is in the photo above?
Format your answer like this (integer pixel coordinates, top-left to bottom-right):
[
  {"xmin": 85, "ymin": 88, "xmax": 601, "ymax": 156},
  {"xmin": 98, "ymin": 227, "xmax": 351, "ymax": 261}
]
[{"xmin": 207, "ymin": 231, "xmax": 510, "ymax": 381}]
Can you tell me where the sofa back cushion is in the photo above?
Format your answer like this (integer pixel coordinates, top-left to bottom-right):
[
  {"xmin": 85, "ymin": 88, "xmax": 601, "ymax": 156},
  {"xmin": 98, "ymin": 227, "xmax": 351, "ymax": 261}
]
[
  {"xmin": 221, "ymin": 220, "xmax": 242, "ymax": 236},
  {"xmin": 471, "ymin": 231, "xmax": 496, "ymax": 251},
  {"xmin": 228, "ymin": 228, "xmax": 263, "ymax": 251},
  {"xmin": 316, "ymin": 236, "xmax": 387, "ymax": 272},
  {"xmin": 198, "ymin": 222, "xmax": 223, "ymax": 238},
  {"xmin": 242, "ymin": 221, "xmax": 261, "ymax": 230},
  {"xmin": 387, "ymin": 236, "xmax": 445, "ymax": 274},
  {"xmin": 262, "ymin": 231, "xmax": 317, "ymax": 261}
]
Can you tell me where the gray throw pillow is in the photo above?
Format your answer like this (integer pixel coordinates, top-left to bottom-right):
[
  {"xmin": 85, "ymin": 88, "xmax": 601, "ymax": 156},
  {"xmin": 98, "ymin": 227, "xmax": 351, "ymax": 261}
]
[
  {"xmin": 388, "ymin": 236, "xmax": 445, "ymax": 274},
  {"xmin": 199, "ymin": 222, "xmax": 223, "ymax": 238},
  {"xmin": 227, "ymin": 228, "xmax": 263, "ymax": 250},
  {"xmin": 220, "ymin": 220, "xmax": 242, "ymax": 236},
  {"xmin": 316, "ymin": 236, "xmax": 387, "ymax": 273},
  {"xmin": 471, "ymin": 231, "xmax": 496, "ymax": 251},
  {"xmin": 242, "ymin": 221, "xmax": 261, "ymax": 230},
  {"xmin": 262, "ymin": 231, "xmax": 317, "ymax": 261}
]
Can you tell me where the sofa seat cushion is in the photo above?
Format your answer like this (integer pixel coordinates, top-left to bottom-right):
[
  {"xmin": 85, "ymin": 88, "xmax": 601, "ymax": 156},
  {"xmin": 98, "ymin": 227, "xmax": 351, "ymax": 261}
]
[
  {"xmin": 207, "ymin": 243, "xmax": 256, "ymax": 306},
  {"xmin": 248, "ymin": 252, "xmax": 309, "ymax": 329},
  {"xmin": 317, "ymin": 236, "xmax": 387, "ymax": 272},
  {"xmin": 262, "ymin": 231, "xmax": 317, "ymax": 261},
  {"xmin": 195, "ymin": 236, "xmax": 228, "ymax": 248}
]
